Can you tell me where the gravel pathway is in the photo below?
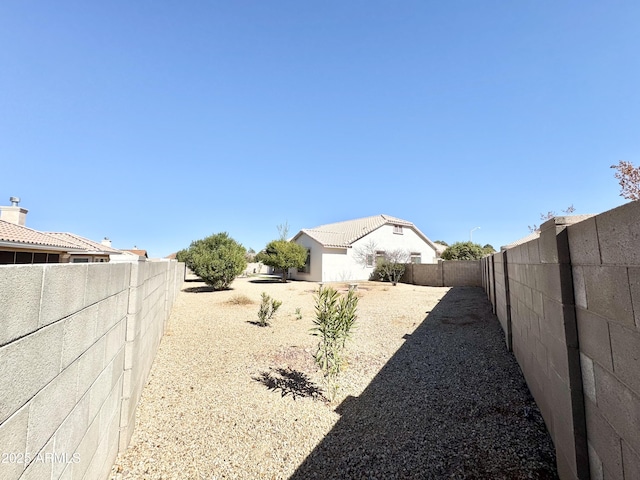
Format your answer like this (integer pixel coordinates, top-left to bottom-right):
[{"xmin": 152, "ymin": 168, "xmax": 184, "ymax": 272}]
[{"xmin": 110, "ymin": 278, "xmax": 558, "ymax": 479}]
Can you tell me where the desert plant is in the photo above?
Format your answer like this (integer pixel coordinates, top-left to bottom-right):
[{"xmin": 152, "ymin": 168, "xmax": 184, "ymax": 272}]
[
  {"xmin": 227, "ymin": 294, "xmax": 253, "ymax": 305},
  {"xmin": 370, "ymin": 249, "xmax": 410, "ymax": 285},
  {"xmin": 257, "ymin": 292, "xmax": 282, "ymax": 327},
  {"xmin": 311, "ymin": 287, "xmax": 358, "ymax": 401},
  {"xmin": 179, "ymin": 232, "xmax": 247, "ymax": 290},
  {"xmin": 441, "ymin": 241, "xmax": 487, "ymax": 261},
  {"xmin": 294, "ymin": 307, "xmax": 302, "ymax": 320},
  {"xmin": 255, "ymin": 240, "xmax": 308, "ymax": 282}
]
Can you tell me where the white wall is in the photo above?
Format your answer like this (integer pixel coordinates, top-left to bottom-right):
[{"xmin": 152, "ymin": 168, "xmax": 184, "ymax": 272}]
[
  {"xmin": 291, "ymin": 224, "xmax": 437, "ymax": 283},
  {"xmin": 289, "ymin": 235, "xmax": 324, "ymax": 282}
]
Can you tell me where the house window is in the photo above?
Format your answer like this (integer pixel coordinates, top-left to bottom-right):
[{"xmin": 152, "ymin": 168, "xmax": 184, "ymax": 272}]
[
  {"xmin": 15, "ymin": 252, "xmax": 33, "ymax": 264},
  {"xmin": 375, "ymin": 251, "xmax": 386, "ymax": 265},
  {"xmin": 410, "ymin": 253, "xmax": 421, "ymax": 264},
  {"xmin": 0, "ymin": 251, "xmax": 15, "ymax": 264},
  {"xmin": 365, "ymin": 254, "xmax": 374, "ymax": 267},
  {"xmin": 298, "ymin": 249, "xmax": 311, "ymax": 273},
  {"xmin": 72, "ymin": 258, "xmax": 90, "ymax": 263},
  {"xmin": 393, "ymin": 225, "xmax": 403, "ymax": 234}
]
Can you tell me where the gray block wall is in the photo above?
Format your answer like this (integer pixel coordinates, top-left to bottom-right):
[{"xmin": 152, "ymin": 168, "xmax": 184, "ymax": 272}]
[
  {"xmin": 0, "ymin": 260, "xmax": 185, "ymax": 480},
  {"xmin": 401, "ymin": 261, "xmax": 482, "ymax": 287},
  {"xmin": 482, "ymin": 200, "xmax": 640, "ymax": 480}
]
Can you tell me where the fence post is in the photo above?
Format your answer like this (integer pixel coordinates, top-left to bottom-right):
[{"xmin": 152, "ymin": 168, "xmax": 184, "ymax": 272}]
[{"xmin": 502, "ymin": 250, "xmax": 512, "ymax": 351}]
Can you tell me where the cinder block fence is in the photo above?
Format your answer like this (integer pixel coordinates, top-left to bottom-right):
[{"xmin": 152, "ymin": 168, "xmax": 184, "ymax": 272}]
[
  {"xmin": 401, "ymin": 260, "xmax": 483, "ymax": 287},
  {"xmin": 482, "ymin": 200, "xmax": 640, "ymax": 480},
  {"xmin": 0, "ymin": 260, "xmax": 184, "ymax": 480}
]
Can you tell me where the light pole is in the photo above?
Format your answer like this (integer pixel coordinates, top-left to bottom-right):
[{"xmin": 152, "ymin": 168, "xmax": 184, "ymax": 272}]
[{"xmin": 470, "ymin": 226, "xmax": 480, "ymax": 242}]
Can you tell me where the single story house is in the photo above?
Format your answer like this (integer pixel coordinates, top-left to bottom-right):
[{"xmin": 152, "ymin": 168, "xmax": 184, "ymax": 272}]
[
  {"xmin": 47, "ymin": 233, "xmax": 122, "ymax": 263},
  {"xmin": 0, "ymin": 197, "xmax": 123, "ymax": 264},
  {"xmin": 0, "ymin": 219, "xmax": 85, "ymax": 264},
  {"xmin": 289, "ymin": 214, "xmax": 440, "ymax": 282}
]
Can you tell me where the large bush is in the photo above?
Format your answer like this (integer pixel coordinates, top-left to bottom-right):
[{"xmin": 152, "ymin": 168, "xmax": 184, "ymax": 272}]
[
  {"xmin": 441, "ymin": 241, "xmax": 487, "ymax": 260},
  {"xmin": 255, "ymin": 240, "xmax": 308, "ymax": 282},
  {"xmin": 181, "ymin": 232, "xmax": 247, "ymax": 290}
]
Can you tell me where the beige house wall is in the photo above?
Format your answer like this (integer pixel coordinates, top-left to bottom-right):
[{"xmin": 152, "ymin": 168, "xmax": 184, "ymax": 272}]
[{"xmin": 0, "ymin": 260, "xmax": 185, "ymax": 480}]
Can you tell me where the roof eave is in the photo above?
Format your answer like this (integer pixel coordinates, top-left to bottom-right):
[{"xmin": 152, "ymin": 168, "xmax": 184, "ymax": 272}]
[{"xmin": 0, "ymin": 241, "xmax": 83, "ymax": 252}]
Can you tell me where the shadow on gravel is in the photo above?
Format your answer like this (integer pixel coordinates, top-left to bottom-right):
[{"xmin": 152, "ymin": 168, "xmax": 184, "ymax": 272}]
[
  {"xmin": 289, "ymin": 287, "xmax": 558, "ymax": 480},
  {"xmin": 182, "ymin": 285, "xmax": 217, "ymax": 293},
  {"xmin": 253, "ymin": 368, "xmax": 325, "ymax": 401}
]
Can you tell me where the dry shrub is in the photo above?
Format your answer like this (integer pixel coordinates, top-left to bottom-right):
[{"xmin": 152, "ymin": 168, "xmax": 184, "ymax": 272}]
[{"xmin": 226, "ymin": 294, "xmax": 254, "ymax": 305}]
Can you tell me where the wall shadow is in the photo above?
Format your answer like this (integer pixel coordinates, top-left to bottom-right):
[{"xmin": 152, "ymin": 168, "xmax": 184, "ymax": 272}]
[{"xmin": 289, "ymin": 287, "xmax": 558, "ymax": 479}]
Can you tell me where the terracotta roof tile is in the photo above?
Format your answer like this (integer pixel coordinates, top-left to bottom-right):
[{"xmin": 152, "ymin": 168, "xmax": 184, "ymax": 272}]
[
  {"xmin": 124, "ymin": 249, "xmax": 148, "ymax": 258},
  {"xmin": 0, "ymin": 220, "xmax": 83, "ymax": 250},
  {"xmin": 295, "ymin": 214, "xmax": 435, "ymax": 248},
  {"xmin": 47, "ymin": 232, "xmax": 122, "ymax": 254},
  {"xmin": 501, "ymin": 231, "xmax": 541, "ymax": 250}
]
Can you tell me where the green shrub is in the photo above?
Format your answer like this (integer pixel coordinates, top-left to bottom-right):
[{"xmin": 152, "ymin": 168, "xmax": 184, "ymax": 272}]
[
  {"xmin": 311, "ymin": 287, "xmax": 358, "ymax": 400},
  {"xmin": 255, "ymin": 240, "xmax": 308, "ymax": 282},
  {"xmin": 181, "ymin": 232, "xmax": 247, "ymax": 290},
  {"xmin": 257, "ymin": 292, "xmax": 282, "ymax": 327},
  {"xmin": 371, "ymin": 259, "xmax": 407, "ymax": 285},
  {"xmin": 441, "ymin": 241, "xmax": 487, "ymax": 260}
]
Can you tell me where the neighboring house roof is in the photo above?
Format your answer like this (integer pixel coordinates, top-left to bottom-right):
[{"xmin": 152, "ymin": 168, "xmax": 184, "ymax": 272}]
[
  {"xmin": 165, "ymin": 252, "xmax": 177, "ymax": 259},
  {"xmin": 433, "ymin": 242, "xmax": 448, "ymax": 255},
  {"xmin": 47, "ymin": 232, "xmax": 123, "ymax": 255},
  {"xmin": 501, "ymin": 231, "xmax": 541, "ymax": 250},
  {"xmin": 124, "ymin": 249, "xmax": 148, "ymax": 258},
  {"xmin": 293, "ymin": 214, "xmax": 437, "ymax": 249},
  {"xmin": 0, "ymin": 219, "xmax": 83, "ymax": 251}
]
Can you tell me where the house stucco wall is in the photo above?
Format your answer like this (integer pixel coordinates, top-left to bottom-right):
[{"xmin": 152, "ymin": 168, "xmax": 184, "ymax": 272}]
[
  {"xmin": 291, "ymin": 224, "xmax": 437, "ymax": 283},
  {"xmin": 0, "ymin": 260, "xmax": 184, "ymax": 480},
  {"xmin": 289, "ymin": 234, "xmax": 324, "ymax": 282}
]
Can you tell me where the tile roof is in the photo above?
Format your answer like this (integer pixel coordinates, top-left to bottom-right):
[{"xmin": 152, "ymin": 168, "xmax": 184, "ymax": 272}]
[
  {"xmin": 295, "ymin": 214, "xmax": 433, "ymax": 248},
  {"xmin": 47, "ymin": 232, "xmax": 123, "ymax": 254},
  {"xmin": 124, "ymin": 249, "xmax": 148, "ymax": 258},
  {"xmin": 501, "ymin": 231, "xmax": 540, "ymax": 250},
  {"xmin": 0, "ymin": 220, "xmax": 82, "ymax": 251}
]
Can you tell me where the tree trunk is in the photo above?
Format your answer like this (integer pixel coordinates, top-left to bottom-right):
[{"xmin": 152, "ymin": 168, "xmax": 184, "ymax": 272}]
[{"xmin": 281, "ymin": 269, "xmax": 287, "ymax": 283}]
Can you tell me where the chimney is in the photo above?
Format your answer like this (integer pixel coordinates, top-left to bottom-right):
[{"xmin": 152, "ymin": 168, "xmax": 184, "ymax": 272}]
[
  {"xmin": 101, "ymin": 237, "xmax": 112, "ymax": 248},
  {"xmin": 0, "ymin": 197, "xmax": 28, "ymax": 226}
]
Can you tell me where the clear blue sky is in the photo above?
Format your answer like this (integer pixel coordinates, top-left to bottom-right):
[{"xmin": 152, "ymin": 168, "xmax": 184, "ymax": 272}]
[{"xmin": 1, "ymin": 1, "xmax": 638, "ymax": 257}]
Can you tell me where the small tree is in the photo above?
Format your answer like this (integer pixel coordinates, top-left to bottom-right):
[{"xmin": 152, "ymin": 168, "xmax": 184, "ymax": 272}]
[
  {"xmin": 311, "ymin": 287, "xmax": 358, "ymax": 401},
  {"xmin": 354, "ymin": 241, "xmax": 409, "ymax": 285},
  {"xmin": 611, "ymin": 160, "xmax": 640, "ymax": 201},
  {"xmin": 434, "ymin": 240, "xmax": 449, "ymax": 246},
  {"xmin": 441, "ymin": 242, "xmax": 487, "ymax": 260},
  {"xmin": 180, "ymin": 232, "xmax": 247, "ymax": 290},
  {"xmin": 482, "ymin": 244, "xmax": 496, "ymax": 256},
  {"xmin": 374, "ymin": 249, "xmax": 410, "ymax": 285},
  {"xmin": 256, "ymin": 240, "xmax": 308, "ymax": 282},
  {"xmin": 528, "ymin": 205, "xmax": 575, "ymax": 232}
]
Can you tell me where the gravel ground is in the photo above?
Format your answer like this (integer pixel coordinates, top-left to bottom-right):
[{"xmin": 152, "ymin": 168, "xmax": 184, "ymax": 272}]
[{"xmin": 110, "ymin": 277, "xmax": 558, "ymax": 480}]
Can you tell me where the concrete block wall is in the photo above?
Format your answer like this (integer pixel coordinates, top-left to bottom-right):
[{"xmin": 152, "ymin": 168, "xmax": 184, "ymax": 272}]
[
  {"xmin": 0, "ymin": 260, "xmax": 184, "ymax": 480},
  {"xmin": 401, "ymin": 260, "xmax": 482, "ymax": 287},
  {"xmin": 567, "ymin": 202, "xmax": 640, "ymax": 480},
  {"xmin": 442, "ymin": 260, "xmax": 483, "ymax": 287},
  {"xmin": 482, "ymin": 200, "xmax": 640, "ymax": 480}
]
